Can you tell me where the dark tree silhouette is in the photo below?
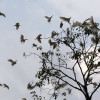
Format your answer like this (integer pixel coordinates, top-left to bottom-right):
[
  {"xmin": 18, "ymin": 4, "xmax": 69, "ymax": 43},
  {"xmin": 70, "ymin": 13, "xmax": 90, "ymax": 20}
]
[{"xmin": 26, "ymin": 16, "xmax": 100, "ymax": 100}]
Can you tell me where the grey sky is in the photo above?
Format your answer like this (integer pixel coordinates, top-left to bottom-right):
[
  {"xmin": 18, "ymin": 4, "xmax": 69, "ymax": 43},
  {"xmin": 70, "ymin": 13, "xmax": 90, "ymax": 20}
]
[{"xmin": 0, "ymin": 0, "xmax": 100, "ymax": 100}]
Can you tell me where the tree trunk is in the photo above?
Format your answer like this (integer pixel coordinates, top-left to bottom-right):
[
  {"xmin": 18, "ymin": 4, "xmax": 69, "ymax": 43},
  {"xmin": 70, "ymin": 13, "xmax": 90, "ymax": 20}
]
[{"xmin": 85, "ymin": 96, "xmax": 91, "ymax": 100}]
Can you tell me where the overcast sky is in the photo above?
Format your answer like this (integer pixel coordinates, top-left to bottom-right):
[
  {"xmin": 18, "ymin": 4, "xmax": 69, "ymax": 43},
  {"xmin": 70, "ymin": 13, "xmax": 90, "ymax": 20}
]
[{"xmin": 0, "ymin": 0, "xmax": 100, "ymax": 100}]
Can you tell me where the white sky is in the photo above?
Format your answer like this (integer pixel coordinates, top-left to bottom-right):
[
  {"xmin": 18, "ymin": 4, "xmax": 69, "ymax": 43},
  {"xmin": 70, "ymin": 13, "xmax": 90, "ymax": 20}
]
[{"xmin": 0, "ymin": 0, "xmax": 100, "ymax": 100}]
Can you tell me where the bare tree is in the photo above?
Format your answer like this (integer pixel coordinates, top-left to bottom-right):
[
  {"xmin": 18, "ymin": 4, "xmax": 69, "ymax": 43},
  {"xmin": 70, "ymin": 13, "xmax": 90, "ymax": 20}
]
[{"xmin": 27, "ymin": 16, "xmax": 100, "ymax": 100}]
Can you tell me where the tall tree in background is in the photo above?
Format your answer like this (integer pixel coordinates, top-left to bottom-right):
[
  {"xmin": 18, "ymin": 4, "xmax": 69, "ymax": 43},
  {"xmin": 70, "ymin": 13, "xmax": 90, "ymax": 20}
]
[{"xmin": 27, "ymin": 16, "xmax": 100, "ymax": 100}]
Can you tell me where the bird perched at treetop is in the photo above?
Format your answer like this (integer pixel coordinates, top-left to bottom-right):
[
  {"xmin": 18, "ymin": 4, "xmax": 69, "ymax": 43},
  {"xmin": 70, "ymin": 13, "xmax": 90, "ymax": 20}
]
[
  {"xmin": 45, "ymin": 15, "xmax": 53, "ymax": 23},
  {"xmin": 0, "ymin": 12, "xmax": 6, "ymax": 17},
  {"xmin": 66, "ymin": 28, "xmax": 70, "ymax": 35},
  {"xmin": 51, "ymin": 31, "xmax": 59, "ymax": 38},
  {"xmin": 60, "ymin": 21, "xmax": 63, "ymax": 28},
  {"xmin": 27, "ymin": 82, "xmax": 36, "ymax": 90},
  {"xmin": 30, "ymin": 91, "xmax": 36, "ymax": 94},
  {"xmin": 84, "ymin": 16, "xmax": 100, "ymax": 31},
  {"xmin": 87, "ymin": 77, "xmax": 93, "ymax": 83},
  {"xmin": 48, "ymin": 39, "xmax": 57, "ymax": 49},
  {"xmin": 37, "ymin": 46, "xmax": 42, "ymax": 50},
  {"xmin": 8, "ymin": 59, "xmax": 17, "ymax": 66},
  {"xmin": 55, "ymin": 83, "xmax": 68, "ymax": 90},
  {"xmin": 66, "ymin": 88, "xmax": 72, "ymax": 94},
  {"xmin": 93, "ymin": 82, "xmax": 98, "ymax": 88},
  {"xmin": 72, "ymin": 21, "xmax": 81, "ymax": 27},
  {"xmin": 14, "ymin": 23, "xmax": 20, "ymax": 30}
]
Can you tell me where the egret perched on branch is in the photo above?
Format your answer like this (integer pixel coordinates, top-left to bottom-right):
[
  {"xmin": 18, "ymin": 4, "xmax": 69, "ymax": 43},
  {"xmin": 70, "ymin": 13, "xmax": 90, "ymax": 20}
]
[
  {"xmin": 60, "ymin": 21, "xmax": 63, "ymax": 28},
  {"xmin": 72, "ymin": 21, "xmax": 81, "ymax": 27},
  {"xmin": 66, "ymin": 88, "xmax": 72, "ymax": 94},
  {"xmin": 51, "ymin": 31, "xmax": 58, "ymax": 38},
  {"xmin": 55, "ymin": 83, "xmax": 68, "ymax": 90}
]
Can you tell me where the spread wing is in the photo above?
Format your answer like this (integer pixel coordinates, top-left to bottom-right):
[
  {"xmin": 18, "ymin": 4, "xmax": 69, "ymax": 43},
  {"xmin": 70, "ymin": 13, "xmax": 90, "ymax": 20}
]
[
  {"xmin": 15, "ymin": 23, "xmax": 20, "ymax": 30},
  {"xmin": 60, "ymin": 17, "xmax": 67, "ymax": 21},
  {"xmin": 45, "ymin": 16, "xmax": 49, "ymax": 19},
  {"xmin": 60, "ymin": 17, "xmax": 71, "ymax": 23},
  {"xmin": 3, "ymin": 84, "xmax": 9, "ymax": 89},
  {"xmin": 45, "ymin": 15, "xmax": 53, "ymax": 22},
  {"xmin": 36, "ymin": 34, "xmax": 42, "ymax": 43},
  {"xmin": 0, "ymin": 12, "xmax": 6, "ymax": 17},
  {"xmin": 20, "ymin": 34, "xmax": 24, "ymax": 41},
  {"xmin": 8, "ymin": 59, "xmax": 13, "ymax": 63}
]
